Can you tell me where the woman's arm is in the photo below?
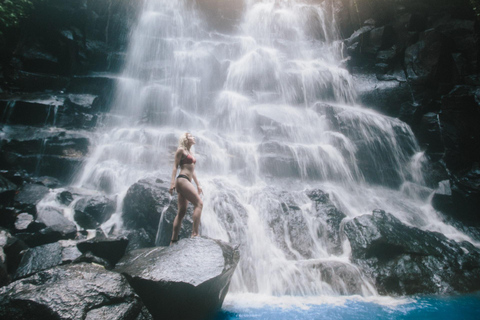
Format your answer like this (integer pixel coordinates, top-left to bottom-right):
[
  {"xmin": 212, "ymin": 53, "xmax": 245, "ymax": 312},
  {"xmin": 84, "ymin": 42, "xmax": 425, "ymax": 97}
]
[
  {"xmin": 192, "ymin": 171, "xmax": 203, "ymax": 195},
  {"xmin": 169, "ymin": 149, "xmax": 183, "ymax": 195}
]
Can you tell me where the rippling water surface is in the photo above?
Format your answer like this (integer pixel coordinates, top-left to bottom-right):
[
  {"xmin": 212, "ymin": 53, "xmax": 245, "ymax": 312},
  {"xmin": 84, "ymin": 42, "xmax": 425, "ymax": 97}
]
[{"xmin": 216, "ymin": 293, "xmax": 480, "ymax": 319}]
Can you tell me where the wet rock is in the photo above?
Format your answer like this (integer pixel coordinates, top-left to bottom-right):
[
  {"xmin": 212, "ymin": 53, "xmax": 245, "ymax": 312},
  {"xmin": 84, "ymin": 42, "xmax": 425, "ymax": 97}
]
[
  {"xmin": 344, "ymin": 210, "xmax": 480, "ymax": 295},
  {"xmin": 0, "ymin": 263, "xmax": 150, "ymax": 320},
  {"xmin": 115, "ymin": 237, "xmax": 239, "ymax": 320},
  {"xmin": 77, "ymin": 236, "xmax": 128, "ymax": 268},
  {"xmin": 404, "ymin": 29, "xmax": 453, "ymax": 85},
  {"xmin": 13, "ymin": 183, "xmax": 49, "ymax": 215},
  {"xmin": 307, "ymin": 189, "xmax": 347, "ymax": 255},
  {"xmin": 74, "ymin": 195, "xmax": 116, "ymax": 229},
  {"xmin": 0, "ymin": 175, "xmax": 17, "ymax": 202},
  {"xmin": 14, "ymin": 242, "xmax": 62, "ymax": 279},
  {"xmin": 123, "ymin": 229, "xmax": 155, "ymax": 252},
  {"xmin": 449, "ymin": 166, "xmax": 480, "ymax": 224},
  {"xmin": 14, "ymin": 213, "xmax": 44, "ymax": 233},
  {"xmin": 297, "ymin": 260, "xmax": 366, "ymax": 295},
  {"xmin": 123, "ymin": 177, "xmax": 192, "ymax": 244},
  {"xmin": 17, "ymin": 206, "xmax": 77, "ymax": 247},
  {"xmin": 0, "ymin": 228, "xmax": 28, "ymax": 286},
  {"xmin": 57, "ymin": 190, "xmax": 74, "ymax": 206},
  {"xmin": 440, "ymin": 86, "xmax": 480, "ymax": 173}
]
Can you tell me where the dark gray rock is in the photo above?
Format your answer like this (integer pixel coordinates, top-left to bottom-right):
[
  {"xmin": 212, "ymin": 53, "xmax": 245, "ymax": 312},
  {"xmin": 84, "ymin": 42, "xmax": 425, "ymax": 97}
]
[
  {"xmin": 440, "ymin": 85, "xmax": 480, "ymax": 173},
  {"xmin": 77, "ymin": 236, "xmax": 128, "ymax": 268},
  {"xmin": 344, "ymin": 210, "xmax": 480, "ymax": 295},
  {"xmin": 57, "ymin": 190, "xmax": 74, "ymax": 206},
  {"xmin": 17, "ymin": 207, "xmax": 77, "ymax": 247},
  {"xmin": 115, "ymin": 237, "xmax": 239, "ymax": 320},
  {"xmin": 0, "ymin": 263, "xmax": 150, "ymax": 320},
  {"xmin": 123, "ymin": 177, "xmax": 192, "ymax": 245},
  {"xmin": 13, "ymin": 183, "xmax": 49, "ymax": 215},
  {"xmin": 404, "ymin": 29, "xmax": 452, "ymax": 85},
  {"xmin": 14, "ymin": 240, "xmax": 82, "ymax": 280},
  {"xmin": 74, "ymin": 195, "xmax": 116, "ymax": 229}
]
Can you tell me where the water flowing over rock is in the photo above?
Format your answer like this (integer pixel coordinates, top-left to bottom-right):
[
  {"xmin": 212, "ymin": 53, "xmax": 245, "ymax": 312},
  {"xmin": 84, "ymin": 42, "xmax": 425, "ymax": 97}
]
[
  {"xmin": 115, "ymin": 237, "xmax": 240, "ymax": 320},
  {"xmin": 0, "ymin": 263, "xmax": 151, "ymax": 320},
  {"xmin": 344, "ymin": 210, "xmax": 480, "ymax": 295},
  {"xmin": 1, "ymin": 0, "xmax": 480, "ymax": 303}
]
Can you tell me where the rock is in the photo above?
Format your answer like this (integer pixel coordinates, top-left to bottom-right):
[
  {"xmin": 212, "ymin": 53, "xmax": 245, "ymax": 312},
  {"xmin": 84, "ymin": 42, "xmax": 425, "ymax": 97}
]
[
  {"xmin": 297, "ymin": 260, "xmax": 366, "ymax": 295},
  {"xmin": 115, "ymin": 237, "xmax": 240, "ymax": 320},
  {"xmin": 404, "ymin": 29, "xmax": 452, "ymax": 85},
  {"xmin": 0, "ymin": 263, "xmax": 150, "ymax": 320},
  {"xmin": 57, "ymin": 190, "xmax": 74, "ymax": 205},
  {"xmin": 14, "ymin": 213, "xmax": 44, "ymax": 233},
  {"xmin": 123, "ymin": 177, "xmax": 192, "ymax": 244},
  {"xmin": 0, "ymin": 228, "xmax": 28, "ymax": 286},
  {"xmin": 13, "ymin": 183, "xmax": 50, "ymax": 215},
  {"xmin": 440, "ymin": 86, "xmax": 480, "ymax": 173},
  {"xmin": 344, "ymin": 210, "xmax": 480, "ymax": 295},
  {"xmin": 123, "ymin": 229, "xmax": 155, "ymax": 252},
  {"xmin": 0, "ymin": 175, "xmax": 17, "ymax": 203},
  {"xmin": 307, "ymin": 189, "xmax": 347, "ymax": 255},
  {"xmin": 77, "ymin": 236, "xmax": 128, "ymax": 268},
  {"xmin": 74, "ymin": 195, "xmax": 116, "ymax": 229},
  {"xmin": 17, "ymin": 206, "xmax": 77, "ymax": 247},
  {"xmin": 431, "ymin": 180, "xmax": 454, "ymax": 215},
  {"xmin": 14, "ymin": 242, "xmax": 62, "ymax": 279},
  {"xmin": 450, "ymin": 166, "xmax": 480, "ymax": 224}
]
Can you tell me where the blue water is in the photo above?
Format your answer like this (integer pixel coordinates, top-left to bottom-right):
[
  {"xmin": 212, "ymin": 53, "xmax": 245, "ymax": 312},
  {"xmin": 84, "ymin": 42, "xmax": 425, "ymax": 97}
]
[{"xmin": 215, "ymin": 293, "xmax": 480, "ymax": 320}]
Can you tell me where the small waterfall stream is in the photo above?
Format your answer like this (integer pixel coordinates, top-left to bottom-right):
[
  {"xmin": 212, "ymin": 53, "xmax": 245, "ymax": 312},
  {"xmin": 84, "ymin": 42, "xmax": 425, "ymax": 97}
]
[{"xmin": 71, "ymin": 0, "xmax": 476, "ymax": 297}]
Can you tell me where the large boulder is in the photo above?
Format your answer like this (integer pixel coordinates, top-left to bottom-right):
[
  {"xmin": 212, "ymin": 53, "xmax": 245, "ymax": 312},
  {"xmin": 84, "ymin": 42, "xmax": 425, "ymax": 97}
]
[
  {"xmin": 115, "ymin": 237, "xmax": 240, "ymax": 320},
  {"xmin": 74, "ymin": 195, "xmax": 116, "ymax": 229},
  {"xmin": 344, "ymin": 210, "xmax": 480, "ymax": 295},
  {"xmin": 0, "ymin": 228, "xmax": 28, "ymax": 287},
  {"xmin": 0, "ymin": 263, "xmax": 152, "ymax": 320},
  {"xmin": 123, "ymin": 177, "xmax": 193, "ymax": 246}
]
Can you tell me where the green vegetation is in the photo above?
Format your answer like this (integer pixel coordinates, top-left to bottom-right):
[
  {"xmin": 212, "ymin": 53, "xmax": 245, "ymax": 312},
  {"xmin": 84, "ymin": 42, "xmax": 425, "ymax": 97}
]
[
  {"xmin": 0, "ymin": 0, "xmax": 39, "ymax": 35},
  {"xmin": 470, "ymin": 0, "xmax": 480, "ymax": 18}
]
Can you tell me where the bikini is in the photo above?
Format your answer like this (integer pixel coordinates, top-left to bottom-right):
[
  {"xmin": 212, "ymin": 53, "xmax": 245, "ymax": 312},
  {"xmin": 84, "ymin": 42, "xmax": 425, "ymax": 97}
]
[{"xmin": 177, "ymin": 153, "xmax": 196, "ymax": 182}]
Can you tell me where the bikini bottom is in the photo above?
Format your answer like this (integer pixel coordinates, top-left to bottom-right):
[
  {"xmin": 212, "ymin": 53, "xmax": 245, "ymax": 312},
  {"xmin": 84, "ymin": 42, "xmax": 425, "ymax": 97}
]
[{"xmin": 177, "ymin": 174, "xmax": 191, "ymax": 182}]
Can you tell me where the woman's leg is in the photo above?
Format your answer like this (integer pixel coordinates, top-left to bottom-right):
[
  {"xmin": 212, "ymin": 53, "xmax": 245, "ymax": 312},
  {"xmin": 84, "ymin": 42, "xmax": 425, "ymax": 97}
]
[
  {"xmin": 171, "ymin": 189, "xmax": 187, "ymax": 245},
  {"xmin": 176, "ymin": 178, "xmax": 203, "ymax": 237}
]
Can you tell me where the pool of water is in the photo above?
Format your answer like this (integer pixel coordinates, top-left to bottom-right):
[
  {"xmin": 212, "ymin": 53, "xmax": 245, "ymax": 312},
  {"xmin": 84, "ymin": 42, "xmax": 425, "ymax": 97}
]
[{"xmin": 215, "ymin": 293, "xmax": 480, "ymax": 320}]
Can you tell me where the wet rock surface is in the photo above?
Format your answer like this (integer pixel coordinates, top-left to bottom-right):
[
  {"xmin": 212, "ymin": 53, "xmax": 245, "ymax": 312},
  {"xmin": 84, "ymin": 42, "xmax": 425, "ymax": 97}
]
[
  {"xmin": 344, "ymin": 210, "xmax": 480, "ymax": 295},
  {"xmin": 0, "ymin": 263, "xmax": 150, "ymax": 320},
  {"xmin": 115, "ymin": 237, "xmax": 240, "ymax": 320},
  {"xmin": 123, "ymin": 177, "xmax": 193, "ymax": 246},
  {"xmin": 74, "ymin": 195, "xmax": 116, "ymax": 229}
]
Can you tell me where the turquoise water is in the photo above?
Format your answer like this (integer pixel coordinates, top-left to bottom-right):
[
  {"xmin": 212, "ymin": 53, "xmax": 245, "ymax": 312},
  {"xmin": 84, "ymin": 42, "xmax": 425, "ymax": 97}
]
[{"xmin": 215, "ymin": 293, "xmax": 480, "ymax": 320}]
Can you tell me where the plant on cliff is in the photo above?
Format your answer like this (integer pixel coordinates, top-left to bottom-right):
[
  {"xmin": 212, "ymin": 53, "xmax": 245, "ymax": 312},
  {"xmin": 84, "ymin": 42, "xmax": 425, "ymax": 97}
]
[{"xmin": 0, "ymin": 0, "xmax": 47, "ymax": 36}]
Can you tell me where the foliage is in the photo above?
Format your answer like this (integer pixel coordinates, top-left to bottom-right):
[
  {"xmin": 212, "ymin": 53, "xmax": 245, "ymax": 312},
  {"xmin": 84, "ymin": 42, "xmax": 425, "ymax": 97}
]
[
  {"xmin": 470, "ymin": 0, "xmax": 480, "ymax": 18},
  {"xmin": 0, "ymin": 0, "xmax": 40, "ymax": 35}
]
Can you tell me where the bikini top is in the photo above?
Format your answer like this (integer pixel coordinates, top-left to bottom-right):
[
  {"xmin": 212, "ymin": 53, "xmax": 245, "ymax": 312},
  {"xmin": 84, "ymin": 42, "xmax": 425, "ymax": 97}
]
[{"xmin": 180, "ymin": 153, "xmax": 196, "ymax": 166}]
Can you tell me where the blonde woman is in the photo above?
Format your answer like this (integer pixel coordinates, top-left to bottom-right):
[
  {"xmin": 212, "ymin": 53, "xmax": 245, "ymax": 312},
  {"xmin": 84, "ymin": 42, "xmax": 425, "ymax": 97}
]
[{"xmin": 169, "ymin": 132, "xmax": 203, "ymax": 245}]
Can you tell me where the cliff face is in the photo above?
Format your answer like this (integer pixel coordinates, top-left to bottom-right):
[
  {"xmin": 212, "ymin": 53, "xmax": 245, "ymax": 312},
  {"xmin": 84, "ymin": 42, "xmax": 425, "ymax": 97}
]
[{"xmin": 336, "ymin": 0, "xmax": 480, "ymax": 223}]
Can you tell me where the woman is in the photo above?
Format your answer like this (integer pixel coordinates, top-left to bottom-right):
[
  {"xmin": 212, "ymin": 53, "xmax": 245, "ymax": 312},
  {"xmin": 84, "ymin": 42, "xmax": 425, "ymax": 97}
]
[{"xmin": 169, "ymin": 132, "xmax": 203, "ymax": 245}]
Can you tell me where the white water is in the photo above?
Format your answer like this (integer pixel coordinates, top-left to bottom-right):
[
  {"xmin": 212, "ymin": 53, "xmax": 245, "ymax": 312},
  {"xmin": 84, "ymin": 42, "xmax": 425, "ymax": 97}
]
[{"xmin": 69, "ymin": 0, "xmax": 477, "ymax": 298}]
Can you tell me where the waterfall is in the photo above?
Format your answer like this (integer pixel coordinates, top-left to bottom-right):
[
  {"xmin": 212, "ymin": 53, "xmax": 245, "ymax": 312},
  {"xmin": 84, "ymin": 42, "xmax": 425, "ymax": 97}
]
[{"xmin": 72, "ymin": 0, "xmax": 474, "ymax": 297}]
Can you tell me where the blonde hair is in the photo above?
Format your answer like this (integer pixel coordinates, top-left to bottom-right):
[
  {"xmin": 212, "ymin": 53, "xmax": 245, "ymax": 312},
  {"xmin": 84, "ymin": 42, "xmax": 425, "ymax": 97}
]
[{"xmin": 178, "ymin": 132, "xmax": 191, "ymax": 150}]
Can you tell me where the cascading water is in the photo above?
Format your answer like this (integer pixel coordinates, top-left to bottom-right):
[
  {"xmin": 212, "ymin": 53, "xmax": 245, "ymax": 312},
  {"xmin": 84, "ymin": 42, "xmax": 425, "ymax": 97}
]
[{"xmin": 72, "ymin": 0, "xmax": 477, "ymax": 299}]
